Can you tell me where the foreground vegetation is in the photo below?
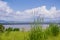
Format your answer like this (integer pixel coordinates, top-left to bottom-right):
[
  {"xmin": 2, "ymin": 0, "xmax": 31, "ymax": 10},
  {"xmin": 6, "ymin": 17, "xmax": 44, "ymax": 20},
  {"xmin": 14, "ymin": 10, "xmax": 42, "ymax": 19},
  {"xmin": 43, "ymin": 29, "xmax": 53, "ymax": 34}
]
[{"xmin": 0, "ymin": 24, "xmax": 60, "ymax": 40}]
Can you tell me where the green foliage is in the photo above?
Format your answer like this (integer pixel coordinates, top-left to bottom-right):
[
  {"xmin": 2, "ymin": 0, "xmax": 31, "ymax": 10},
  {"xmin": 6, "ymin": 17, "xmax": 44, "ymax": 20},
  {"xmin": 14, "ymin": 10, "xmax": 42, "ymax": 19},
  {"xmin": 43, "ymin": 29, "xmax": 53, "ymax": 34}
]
[
  {"xmin": 0, "ymin": 24, "xmax": 60, "ymax": 40},
  {"xmin": 29, "ymin": 25, "xmax": 45, "ymax": 40},
  {"xmin": 0, "ymin": 24, "xmax": 5, "ymax": 40},
  {"xmin": 0, "ymin": 24, "xmax": 5, "ymax": 33},
  {"xmin": 13, "ymin": 28, "xmax": 20, "ymax": 31},
  {"xmin": 5, "ymin": 27, "xmax": 13, "ymax": 36},
  {"xmin": 49, "ymin": 24, "xmax": 59, "ymax": 36},
  {"xmin": 5, "ymin": 27, "xmax": 13, "ymax": 32}
]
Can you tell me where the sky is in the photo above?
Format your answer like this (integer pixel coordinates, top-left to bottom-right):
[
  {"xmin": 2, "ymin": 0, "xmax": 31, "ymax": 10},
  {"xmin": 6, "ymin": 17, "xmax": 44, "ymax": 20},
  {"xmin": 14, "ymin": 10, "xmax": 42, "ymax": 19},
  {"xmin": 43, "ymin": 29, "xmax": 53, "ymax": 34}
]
[
  {"xmin": 3, "ymin": 0, "xmax": 60, "ymax": 11},
  {"xmin": 0, "ymin": 0, "xmax": 60, "ymax": 22}
]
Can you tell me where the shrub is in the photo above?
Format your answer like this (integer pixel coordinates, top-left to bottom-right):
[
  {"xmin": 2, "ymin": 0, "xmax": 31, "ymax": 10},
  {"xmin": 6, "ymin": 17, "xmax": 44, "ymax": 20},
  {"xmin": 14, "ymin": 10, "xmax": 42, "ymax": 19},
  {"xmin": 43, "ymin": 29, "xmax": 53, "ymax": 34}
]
[
  {"xmin": 5, "ymin": 27, "xmax": 13, "ymax": 32},
  {"xmin": 5, "ymin": 27, "xmax": 13, "ymax": 36},
  {"xmin": 49, "ymin": 24, "xmax": 59, "ymax": 36},
  {"xmin": 0, "ymin": 24, "xmax": 5, "ymax": 33},
  {"xmin": 13, "ymin": 28, "xmax": 20, "ymax": 31}
]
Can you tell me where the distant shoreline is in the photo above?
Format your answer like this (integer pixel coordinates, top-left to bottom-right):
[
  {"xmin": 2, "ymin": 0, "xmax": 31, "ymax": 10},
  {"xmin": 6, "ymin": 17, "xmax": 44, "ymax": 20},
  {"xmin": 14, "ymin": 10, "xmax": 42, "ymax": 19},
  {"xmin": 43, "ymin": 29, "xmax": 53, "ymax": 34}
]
[{"xmin": 0, "ymin": 23, "xmax": 60, "ymax": 25}]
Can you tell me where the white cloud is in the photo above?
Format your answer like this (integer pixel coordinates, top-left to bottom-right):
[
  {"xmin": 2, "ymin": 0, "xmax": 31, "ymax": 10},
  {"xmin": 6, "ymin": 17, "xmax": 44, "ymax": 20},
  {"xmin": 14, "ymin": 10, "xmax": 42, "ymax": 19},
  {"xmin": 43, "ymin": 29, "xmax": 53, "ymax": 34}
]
[{"xmin": 0, "ymin": 1, "xmax": 60, "ymax": 22}]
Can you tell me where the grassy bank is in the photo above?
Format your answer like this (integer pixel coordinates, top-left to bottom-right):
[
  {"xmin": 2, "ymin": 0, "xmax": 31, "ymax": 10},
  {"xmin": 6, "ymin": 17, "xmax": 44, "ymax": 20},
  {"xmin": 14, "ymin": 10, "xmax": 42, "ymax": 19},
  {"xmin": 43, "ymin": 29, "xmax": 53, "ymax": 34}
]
[{"xmin": 0, "ymin": 24, "xmax": 60, "ymax": 40}]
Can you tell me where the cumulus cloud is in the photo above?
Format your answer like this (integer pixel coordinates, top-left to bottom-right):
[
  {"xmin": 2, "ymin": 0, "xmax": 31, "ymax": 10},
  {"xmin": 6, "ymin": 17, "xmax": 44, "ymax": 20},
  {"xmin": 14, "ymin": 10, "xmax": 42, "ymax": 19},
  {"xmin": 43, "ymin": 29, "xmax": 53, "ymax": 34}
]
[
  {"xmin": 0, "ymin": 1, "xmax": 14, "ymax": 21},
  {"xmin": 0, "ymin": 1, "xmax": 60, "ymax": 22}
]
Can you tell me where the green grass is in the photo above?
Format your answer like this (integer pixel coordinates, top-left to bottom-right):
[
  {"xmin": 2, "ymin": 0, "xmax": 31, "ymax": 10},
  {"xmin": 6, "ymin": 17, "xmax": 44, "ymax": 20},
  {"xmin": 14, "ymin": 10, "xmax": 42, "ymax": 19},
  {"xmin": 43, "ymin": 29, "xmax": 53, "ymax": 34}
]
[
  {"xmin": 0, "ymin": 24, "xmax": 60, "ymax": 40},
  {"xmin": 0, "ymin": 31, "xmax": 60, "ymax": 40},
  {"xmin": 0, "ymin": 31, "xmax": 29, "ymax": 40}
]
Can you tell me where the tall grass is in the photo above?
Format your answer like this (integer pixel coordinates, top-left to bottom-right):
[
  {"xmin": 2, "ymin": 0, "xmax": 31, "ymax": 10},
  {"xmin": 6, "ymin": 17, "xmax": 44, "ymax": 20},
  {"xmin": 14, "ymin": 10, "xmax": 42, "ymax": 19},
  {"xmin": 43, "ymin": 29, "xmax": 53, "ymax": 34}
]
[
  {"xmin": 29, "ymin": 24, "xmax": 60, "ymax": 40},
  {"xmin": 0, "ymin": 24, "xmax": 60, "ymax": 40}
]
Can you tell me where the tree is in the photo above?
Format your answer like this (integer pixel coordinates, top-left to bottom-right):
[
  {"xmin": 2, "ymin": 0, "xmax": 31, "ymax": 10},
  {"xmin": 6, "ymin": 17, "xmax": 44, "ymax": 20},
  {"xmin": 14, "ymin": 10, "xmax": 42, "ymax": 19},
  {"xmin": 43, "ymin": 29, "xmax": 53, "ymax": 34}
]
[
  {"xmin": 5, "ymin": 27, "xmax": 13, "ymax": 36},
  {"xmin": 0, "ymin": 24, "xmax": 5, "ymax": 33},
  {"xmin": 5, "ymin": 27, "xmax": 13, "ymax": 32},
  {"xmin": 13, "ymin": 28, "xmax": 20, "ymax": 31}
]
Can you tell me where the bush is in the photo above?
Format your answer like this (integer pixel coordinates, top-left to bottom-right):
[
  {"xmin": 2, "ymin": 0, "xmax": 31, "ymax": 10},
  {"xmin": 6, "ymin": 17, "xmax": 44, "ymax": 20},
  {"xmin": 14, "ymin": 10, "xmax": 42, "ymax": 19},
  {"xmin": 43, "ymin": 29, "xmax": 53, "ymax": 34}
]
[
  {"xmin": 5, "ymin": 27, "xmax": 13, "ymax": 32},
  {"xmin": 0, "ymin": 24, "xmax": 5, "ymax": 33},
  {"xmin": 49, "ymin": 24, "xmax": 59, "ymax": 36},
  {"xmin": 13, "ymin": 28, "xmax": 20, "ymax": 31}
]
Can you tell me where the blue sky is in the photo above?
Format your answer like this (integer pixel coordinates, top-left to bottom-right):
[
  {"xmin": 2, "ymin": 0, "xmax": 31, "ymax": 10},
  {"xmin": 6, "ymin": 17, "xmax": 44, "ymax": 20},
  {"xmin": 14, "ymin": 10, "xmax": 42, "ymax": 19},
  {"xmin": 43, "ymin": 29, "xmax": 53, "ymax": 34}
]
[
  {"xmin": 3, "ymin": 0, "xmax": 60, "ymax": 11},
  {"xmin": 0, "ymin": 0, "xmax": 60, "ymax": 22}
]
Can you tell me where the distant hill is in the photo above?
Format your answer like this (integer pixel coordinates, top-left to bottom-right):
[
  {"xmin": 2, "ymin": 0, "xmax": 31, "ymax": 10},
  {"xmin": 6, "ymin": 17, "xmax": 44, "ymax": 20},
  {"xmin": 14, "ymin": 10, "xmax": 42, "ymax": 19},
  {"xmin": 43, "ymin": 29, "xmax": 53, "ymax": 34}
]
[
  {"xmin": 0, "ymin": 19, "xmax": 60, "ymax": 25},
  {"xmin": 0, "ymin": 20, "xmax": 7, "ymax": 23}
]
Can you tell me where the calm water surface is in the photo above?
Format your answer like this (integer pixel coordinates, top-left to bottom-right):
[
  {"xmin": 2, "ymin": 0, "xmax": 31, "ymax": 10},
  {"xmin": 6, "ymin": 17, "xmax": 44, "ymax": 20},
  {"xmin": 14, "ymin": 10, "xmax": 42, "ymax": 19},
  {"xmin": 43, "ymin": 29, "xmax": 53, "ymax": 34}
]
[{"xmin": 3, "ymin": 24, "xmax": 49, "ymax": 30}]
